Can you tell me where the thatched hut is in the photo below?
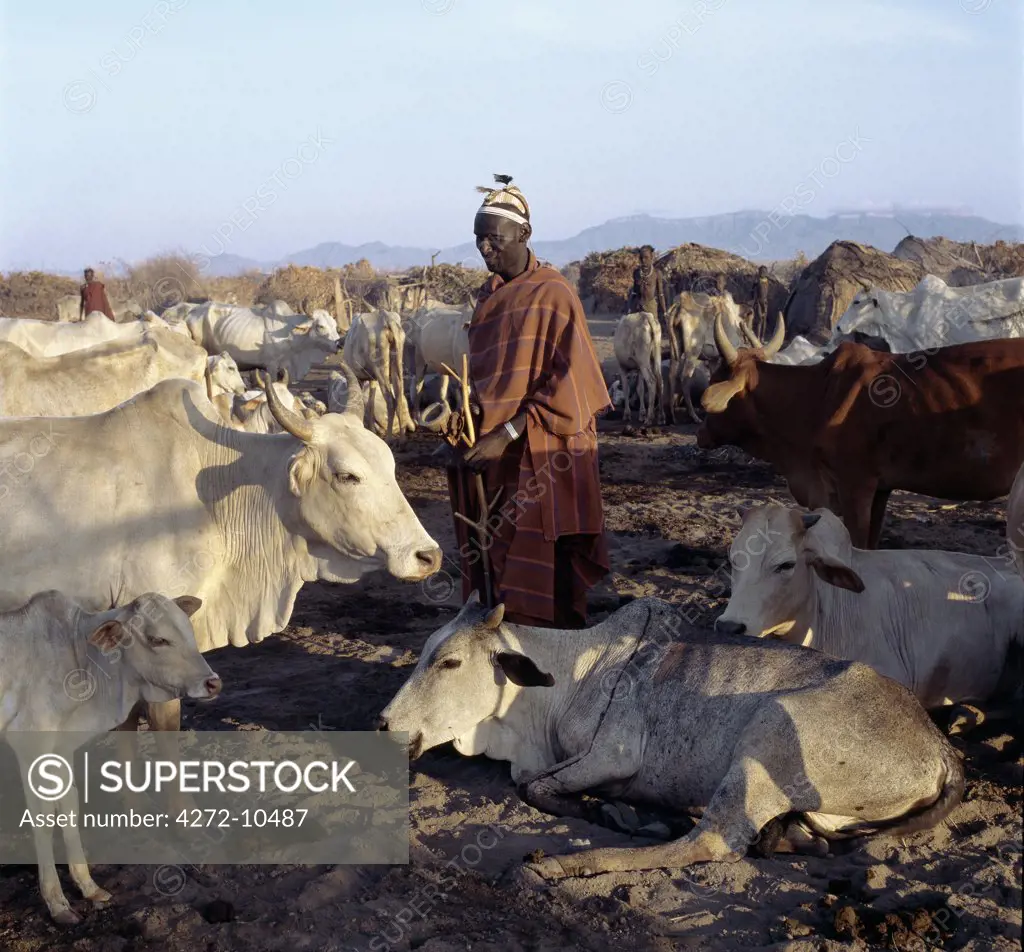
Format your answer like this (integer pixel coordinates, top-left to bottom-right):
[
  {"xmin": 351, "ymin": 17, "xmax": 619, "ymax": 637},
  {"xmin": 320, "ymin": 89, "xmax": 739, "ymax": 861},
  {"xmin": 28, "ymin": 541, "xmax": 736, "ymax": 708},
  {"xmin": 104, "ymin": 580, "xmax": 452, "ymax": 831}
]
[
  {"xmin": 783, "ymin": 241, "xmax": 925, "ymax": 343},
  {"xmin": 575, "ymin": 242, "xmax": 788, "ymax": 316},
  {"xmin": 893, "ymin": 235, "xmax": 1024, "ymax": 286}
]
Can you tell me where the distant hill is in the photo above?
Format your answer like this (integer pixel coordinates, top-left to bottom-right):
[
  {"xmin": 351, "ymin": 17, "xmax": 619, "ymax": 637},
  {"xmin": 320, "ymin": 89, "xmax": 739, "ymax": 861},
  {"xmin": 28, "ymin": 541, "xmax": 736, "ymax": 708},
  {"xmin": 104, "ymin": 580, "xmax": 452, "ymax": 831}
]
[
  {"xmin": 193, "ymin": 210, "xmax": 1022, "ymax": 276},
  {"xmin": 13, "ymin": 210, "xmax": 1018, "ymax": 277}
]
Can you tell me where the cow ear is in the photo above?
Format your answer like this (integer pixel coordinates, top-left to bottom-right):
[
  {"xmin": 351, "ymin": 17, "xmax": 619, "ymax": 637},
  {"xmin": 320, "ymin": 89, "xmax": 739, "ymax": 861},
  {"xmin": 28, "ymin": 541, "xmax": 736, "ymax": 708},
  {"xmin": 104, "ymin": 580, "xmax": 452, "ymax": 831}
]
[
  {"xmin": 293, "ymin": 320, "xmax": 313, "ymax": 335},
  {"xmin": 807, "ymin": 556, "xmax": 865, "ymax": 593},
  {"xmin": 174, "ymin": 596, "xmax": 203, "ymax": 617},
  {"xmin": 288, "ymin": 447, "xmax": 318, "ymax": 496},
  {"xmin": 89, "ymin": 620, "xmax": 124, "ymax": 652},
  {"xmin": 483, "ymin": 604, "xmax": 505, "ymax": 629},
  {"xmin": 495, "ymin": 652, "xmax": 555, "ymax": 688},
  {"xmin": 701, "ymin": 377, "xmax": 746, "ymax": 413}
]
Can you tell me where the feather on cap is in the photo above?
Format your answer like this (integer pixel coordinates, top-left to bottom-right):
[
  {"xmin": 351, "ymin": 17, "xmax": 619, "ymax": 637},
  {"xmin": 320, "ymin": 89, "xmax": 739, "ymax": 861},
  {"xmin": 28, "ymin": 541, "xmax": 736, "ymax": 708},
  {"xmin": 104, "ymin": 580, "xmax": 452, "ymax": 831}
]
[{"xmin": 475, "ymin": 173, "xmax": 530, "ymax": 221}]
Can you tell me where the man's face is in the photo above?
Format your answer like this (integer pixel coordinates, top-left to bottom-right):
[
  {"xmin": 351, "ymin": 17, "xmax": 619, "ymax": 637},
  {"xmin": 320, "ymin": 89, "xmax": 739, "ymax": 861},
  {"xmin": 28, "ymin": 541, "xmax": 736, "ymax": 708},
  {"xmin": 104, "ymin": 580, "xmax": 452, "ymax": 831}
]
[
  {"xmin": 84, "ymin": 270, "xmax": 94, "ymax": 282},
  {"xmin": 474, "ymin": 213, "xmax": 526, "ymax": 274},
  {"xmin": 639, "ymin": 249, "xmax": 653, "ymax": 268}
]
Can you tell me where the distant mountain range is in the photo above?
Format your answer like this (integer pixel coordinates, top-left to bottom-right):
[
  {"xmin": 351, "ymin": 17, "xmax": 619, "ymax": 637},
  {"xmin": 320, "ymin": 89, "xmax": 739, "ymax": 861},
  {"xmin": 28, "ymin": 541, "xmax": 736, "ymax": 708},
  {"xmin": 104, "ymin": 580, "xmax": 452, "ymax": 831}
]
[
  {"xmin": 19, "ymin": 210, "xmax": 1021, "ymax": 278},
  {"xmin": 194, "ymin": 210, "xmax": 1022, "ymax": 276}
]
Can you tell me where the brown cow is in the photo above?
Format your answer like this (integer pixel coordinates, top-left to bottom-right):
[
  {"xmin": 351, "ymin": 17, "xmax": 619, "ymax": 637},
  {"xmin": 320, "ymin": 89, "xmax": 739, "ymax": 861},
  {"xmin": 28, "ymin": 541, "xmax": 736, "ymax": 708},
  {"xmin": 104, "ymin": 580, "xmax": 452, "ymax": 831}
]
[{"xmin": 696, "ymin": 313, "xmax": 1024, "ymax": 548}]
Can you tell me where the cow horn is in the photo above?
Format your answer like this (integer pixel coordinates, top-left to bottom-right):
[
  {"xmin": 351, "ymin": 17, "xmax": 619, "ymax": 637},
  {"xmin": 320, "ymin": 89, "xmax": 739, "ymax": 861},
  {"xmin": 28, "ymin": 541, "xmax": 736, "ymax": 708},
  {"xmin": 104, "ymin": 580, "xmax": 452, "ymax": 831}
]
[
  {"xmin": 333, "ymin": 360, "xmax": 365, "ymax": 419},
  {"xmin": 713, "ymin": 312, "xmax": 739, "ymax": 368},
  {"xmin": 260, "ymin": 370, "xmax": 315, "ymax": 442},
  {"xmin": 801, "ymin": 513, "xmax": 822, "ymax": 530},
  {"xmin": 415, "ymin": 400, "xmax": 452, "ymax": 433},
  {"xmin": 763, "ymin": 313, "xmax": 786, "ymax": 358},
  {"xmin": 740, "ymin": 323, "xmax": 762, "ymax": 348}
]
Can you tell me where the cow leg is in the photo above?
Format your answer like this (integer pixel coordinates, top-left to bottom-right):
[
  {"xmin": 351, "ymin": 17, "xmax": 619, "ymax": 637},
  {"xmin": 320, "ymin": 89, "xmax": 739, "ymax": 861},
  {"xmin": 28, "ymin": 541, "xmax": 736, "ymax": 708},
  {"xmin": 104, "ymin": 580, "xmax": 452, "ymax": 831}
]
[
  {"xmin": 838, "ymin": 481, "xmax": 877, "ymax": 549},
  {"xmin": 652, "ymin": 355, "xmax": 665, "ymax": 425},
  {"xmin": 525, "ymin": 755, "xmax": 793, "ymax": 879},
  {"xmin": 867, "ymin": 489, "xmax": 892, "ymax": 549},
  {"xmin": 681, "ymin": 357, "xmax": 701, "ymax": 424},
  {"xmin": 145, "ymin": 700, "xmax": 199, "ymax": 818},
  {"xmin": 619, "ymin": 368, "xmax": 631, "ymax": 424},
  {"xmin": 9, "ymin": 745, "xmax": 78, "ymax": 923},
  {"xmin": 57, "ymin": 781, "xmax": 111, "ymax": 906}
]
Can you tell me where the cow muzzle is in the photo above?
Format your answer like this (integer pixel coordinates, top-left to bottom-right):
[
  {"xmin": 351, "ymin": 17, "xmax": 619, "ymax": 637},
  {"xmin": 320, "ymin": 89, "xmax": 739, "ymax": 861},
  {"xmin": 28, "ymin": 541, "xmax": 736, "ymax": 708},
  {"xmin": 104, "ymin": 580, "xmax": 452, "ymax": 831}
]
[
  {"xmin": 193, "ymin": 674, "xmax": 223, "ymax": 700},
  {"xmin": 714, "ymin": 619, "xmax": 746, "ymax": 636}
]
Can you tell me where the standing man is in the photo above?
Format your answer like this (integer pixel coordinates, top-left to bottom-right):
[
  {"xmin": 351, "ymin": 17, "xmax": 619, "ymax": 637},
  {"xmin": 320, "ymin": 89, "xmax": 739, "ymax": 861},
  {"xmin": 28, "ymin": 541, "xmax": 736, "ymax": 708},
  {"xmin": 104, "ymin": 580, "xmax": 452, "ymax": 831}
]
[
  {"xmin": 627, "ymin": 245, "xmax": 668, "ymax": 333},
  {"xmin": 750, "ymin": 265, "xmax": 770, "ymax": 342},
  {"xmin": 447, "ymin": 174, "xmax": 612, "ymax": 629},
  {"xmin": 79, "ymin": 268, "xmax": 116, "ymax": 321}
]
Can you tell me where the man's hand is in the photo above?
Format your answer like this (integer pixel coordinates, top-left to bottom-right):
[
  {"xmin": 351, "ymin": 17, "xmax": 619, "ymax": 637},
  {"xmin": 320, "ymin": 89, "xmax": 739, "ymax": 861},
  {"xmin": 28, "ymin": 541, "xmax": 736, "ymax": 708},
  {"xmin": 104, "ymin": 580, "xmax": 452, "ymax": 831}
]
[{"xmin": 463, "ymin": 427, "xmax": 512, "ymax": 470}]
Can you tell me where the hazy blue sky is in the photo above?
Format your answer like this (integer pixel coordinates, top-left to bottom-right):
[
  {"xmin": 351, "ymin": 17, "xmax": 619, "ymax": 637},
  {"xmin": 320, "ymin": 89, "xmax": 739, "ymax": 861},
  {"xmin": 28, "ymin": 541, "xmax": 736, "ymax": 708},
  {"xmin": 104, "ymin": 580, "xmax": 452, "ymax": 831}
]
[{"xmin": 1, "ymin": 0, "xmax": 1020, "ymax": 271}]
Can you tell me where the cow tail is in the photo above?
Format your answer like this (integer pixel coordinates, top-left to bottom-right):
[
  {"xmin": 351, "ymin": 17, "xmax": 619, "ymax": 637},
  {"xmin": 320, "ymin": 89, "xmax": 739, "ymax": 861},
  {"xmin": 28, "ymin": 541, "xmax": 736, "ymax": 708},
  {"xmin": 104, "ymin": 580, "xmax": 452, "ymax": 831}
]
[{"xmin": 872, "ymin": 742, "xmax": 965, "ymax": 838}]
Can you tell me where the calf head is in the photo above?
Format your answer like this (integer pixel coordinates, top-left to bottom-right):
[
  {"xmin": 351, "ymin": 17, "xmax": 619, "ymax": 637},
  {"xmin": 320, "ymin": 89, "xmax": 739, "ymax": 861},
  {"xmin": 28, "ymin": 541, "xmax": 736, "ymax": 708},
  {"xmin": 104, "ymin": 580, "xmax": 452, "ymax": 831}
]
[
  {"xmin": 715, "ymin": 505, "xmax": 865, "ymax": 641},
  {"xmin": 206, "ymin": 352, "xmax": 247, "ymax": 398},
  {"xmin": 695, "ymin": 312, "xmax": 785, "ymax": 449},
  {"xmin": 295, "ymin": 310, "xmax": 340, "ymax": 344},
  {"xmin": 91, "ymin": 593, "xmax": 221, "ymax": 701},
  {"xmin": 378, "ymin": 592, "xmax": 555, "ymax": 759},
  {"xmin": 260, "ymin": 366, "xmax": 442, "ymax": 583}
]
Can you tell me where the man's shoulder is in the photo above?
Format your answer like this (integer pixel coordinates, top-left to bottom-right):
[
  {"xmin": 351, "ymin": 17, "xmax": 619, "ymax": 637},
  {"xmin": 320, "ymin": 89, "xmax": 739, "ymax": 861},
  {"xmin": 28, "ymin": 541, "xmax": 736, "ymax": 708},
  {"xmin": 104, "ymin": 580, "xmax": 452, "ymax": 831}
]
[{"xmin": 531, "ymin": 264, "xmax": 584, "ymax": 308}]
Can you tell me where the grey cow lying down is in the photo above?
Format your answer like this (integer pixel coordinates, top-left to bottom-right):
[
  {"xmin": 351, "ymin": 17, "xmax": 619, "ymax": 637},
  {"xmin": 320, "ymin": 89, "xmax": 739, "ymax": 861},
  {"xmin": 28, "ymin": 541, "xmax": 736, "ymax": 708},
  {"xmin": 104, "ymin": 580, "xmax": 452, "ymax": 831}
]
[{"xmin": 380, "ymin": 594, "xmax": 964, "ymax": 879}]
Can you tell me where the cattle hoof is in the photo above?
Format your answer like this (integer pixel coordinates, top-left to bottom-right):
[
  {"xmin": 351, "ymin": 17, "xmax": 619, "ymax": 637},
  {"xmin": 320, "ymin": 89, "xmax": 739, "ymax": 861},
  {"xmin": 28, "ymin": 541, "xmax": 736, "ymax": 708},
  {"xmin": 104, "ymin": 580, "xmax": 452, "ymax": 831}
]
[
  {"xmin": 51, "ymin": 906, "xmax": 81, "ymax": 926},
  {"xmin": 507, "ymin": 864, "xmax": 547, "ymax": 890},
  {"xmin": 87, "ymin": 887, "xmax": 112, "ymax": 906},
  {"xmin": 524, "ymin": 856, "xmax": 571, "ymax": 880}
]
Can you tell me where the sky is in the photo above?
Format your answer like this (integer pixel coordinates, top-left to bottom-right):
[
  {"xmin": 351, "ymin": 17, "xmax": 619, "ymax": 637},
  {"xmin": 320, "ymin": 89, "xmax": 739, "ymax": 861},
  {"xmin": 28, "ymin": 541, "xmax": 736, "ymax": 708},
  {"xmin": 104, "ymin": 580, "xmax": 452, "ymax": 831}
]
[{"xmin": 1, "ymin": 0, "xmax": 1021, "ymax": 271}]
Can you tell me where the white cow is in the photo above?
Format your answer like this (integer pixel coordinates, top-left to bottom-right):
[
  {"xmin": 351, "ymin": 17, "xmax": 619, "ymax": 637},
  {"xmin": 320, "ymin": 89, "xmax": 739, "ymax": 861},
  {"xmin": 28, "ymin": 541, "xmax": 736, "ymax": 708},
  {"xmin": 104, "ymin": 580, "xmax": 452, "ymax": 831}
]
[
  {"xmin": 379, "ymin": 593, "xmax": 964, "ymax": 878},
  {"xmin": 715, "ymin": 505, "xmax": 1024, "ymax": 709},
  {"xmin": 57, "ymin": 294, "xmax": 81, "ymax": 322},
  {"xmin": 0, "ymin": 326, "xmax": 209, "ymax": 418},
  {"xmin": 664, "ymin": 292, "xmax": 753, "ymax": 423},
  {"xmin": 834, "ymin": 274, "xmax": 1024, "ymax": 353},
  {"xmin": 0, "ymin": 312, "xmax": 145, "ymax": 358},
  {"xmin": 0, "ymin": 368, "xmax": 440, "ymax": 734},
  {"xmin": 1, "ymin": 590, "xmax": 218, "ymax": 923},
  {"xmin": 405, "ymin": 306, "xmax": 471, "ymax": 421},
  {"xmin": 342, "ymin": 310, "xmax": 414, "ymax": 438},
  {"xmin": 613, "ymin": 312, "xmax": 663, "ymax": 426},
  {"xmin": 185, "ymin": 303, "xmax": 340, "ymax": 381}
]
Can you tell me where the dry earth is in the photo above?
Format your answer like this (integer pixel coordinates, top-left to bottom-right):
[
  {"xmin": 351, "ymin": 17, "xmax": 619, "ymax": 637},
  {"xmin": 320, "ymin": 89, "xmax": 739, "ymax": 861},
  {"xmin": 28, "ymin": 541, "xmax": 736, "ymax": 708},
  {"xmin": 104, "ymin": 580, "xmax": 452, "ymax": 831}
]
[{"xmin": 0, "ymin": 329, "xmax": 1021, "ymax": 952}]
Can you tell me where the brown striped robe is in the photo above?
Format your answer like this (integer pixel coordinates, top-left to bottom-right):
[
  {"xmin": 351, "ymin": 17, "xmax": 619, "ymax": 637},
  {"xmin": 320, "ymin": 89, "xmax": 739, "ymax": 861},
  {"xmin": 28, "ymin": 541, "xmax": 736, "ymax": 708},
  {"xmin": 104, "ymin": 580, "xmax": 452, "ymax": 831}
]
[{"xmin": 447, "ymin": 252, "xmax": 611, "ymax": 626}]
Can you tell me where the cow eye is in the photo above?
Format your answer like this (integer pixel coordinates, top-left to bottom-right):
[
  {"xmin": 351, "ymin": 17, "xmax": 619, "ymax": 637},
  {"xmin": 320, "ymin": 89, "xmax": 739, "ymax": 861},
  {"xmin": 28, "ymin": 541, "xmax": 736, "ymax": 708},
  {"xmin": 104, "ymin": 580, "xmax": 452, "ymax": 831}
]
[
  {"xmin": 438, "ymin": 657, "xmax": 462, "ymax": 670},
  {"xmin": 148, "ymin": 636, "xmax": 171, "ymax": 648},
  {"xmin": 775, "ymin": 561, "xmax": 796, "ymax": 573},
  {"xmin": 334, "ymin": 472, "xmax": 360, "ymax": 484}
]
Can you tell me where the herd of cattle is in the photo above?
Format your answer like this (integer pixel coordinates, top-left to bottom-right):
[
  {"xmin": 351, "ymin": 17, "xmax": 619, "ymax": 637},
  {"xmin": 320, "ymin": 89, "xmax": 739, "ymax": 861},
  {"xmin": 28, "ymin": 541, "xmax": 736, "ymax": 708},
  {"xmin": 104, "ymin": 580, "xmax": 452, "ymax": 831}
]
[{"xmin": 0, "ymin": 273, "xmax": 1022, "ymax": 926}]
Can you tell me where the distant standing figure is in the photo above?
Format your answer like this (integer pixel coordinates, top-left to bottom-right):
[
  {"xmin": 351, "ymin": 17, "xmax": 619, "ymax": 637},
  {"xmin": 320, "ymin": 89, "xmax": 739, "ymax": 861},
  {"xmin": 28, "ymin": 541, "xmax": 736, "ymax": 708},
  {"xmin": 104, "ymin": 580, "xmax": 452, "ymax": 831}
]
[
  {"xmin": 713, "ymin": 273, "xmax": 727, "ymax": 296},
  {"xmin": 627, "ymin": 245, "xmax": 667, "ymax": 333},
  {"xmin": 751, "ymin": 265, "xmax": 769, "ymax": 341},
  {"xmin": 79, "ymin": 268, "xmax": 116, "ymax": 321}
]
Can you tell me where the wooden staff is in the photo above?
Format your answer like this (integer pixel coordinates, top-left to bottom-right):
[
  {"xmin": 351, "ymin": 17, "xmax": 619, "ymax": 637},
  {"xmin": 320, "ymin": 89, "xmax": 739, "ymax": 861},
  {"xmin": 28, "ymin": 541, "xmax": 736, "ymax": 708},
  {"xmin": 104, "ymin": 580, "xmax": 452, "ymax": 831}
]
[{"xmin": 439, "ymin": 353, "xmax": 503, "ymax": 609}]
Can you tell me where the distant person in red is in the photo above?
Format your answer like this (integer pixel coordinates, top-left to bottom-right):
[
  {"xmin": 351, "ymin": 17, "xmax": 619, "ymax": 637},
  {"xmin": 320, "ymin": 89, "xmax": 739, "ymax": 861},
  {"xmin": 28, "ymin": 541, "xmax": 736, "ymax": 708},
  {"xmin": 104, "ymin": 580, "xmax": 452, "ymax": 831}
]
[{"xmin": 79, "ymin": 268, "xmax": 116, "ymax": 321}]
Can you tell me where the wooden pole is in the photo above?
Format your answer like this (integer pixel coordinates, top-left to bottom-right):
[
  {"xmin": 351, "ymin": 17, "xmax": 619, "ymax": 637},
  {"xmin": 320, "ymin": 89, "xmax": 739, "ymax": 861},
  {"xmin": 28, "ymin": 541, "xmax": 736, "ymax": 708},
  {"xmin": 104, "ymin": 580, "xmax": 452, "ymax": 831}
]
[{"xmin": 440, "ymin": 354, "xmax": 501, "ymax": 609}]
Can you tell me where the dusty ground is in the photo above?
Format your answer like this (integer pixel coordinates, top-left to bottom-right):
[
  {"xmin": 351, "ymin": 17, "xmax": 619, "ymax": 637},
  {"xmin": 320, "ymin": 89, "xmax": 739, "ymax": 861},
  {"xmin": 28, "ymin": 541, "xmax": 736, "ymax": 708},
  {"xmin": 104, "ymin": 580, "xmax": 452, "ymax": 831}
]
[{"xmin": 0, "ymin": 329, "xmax": 1021, "ymax": 952}]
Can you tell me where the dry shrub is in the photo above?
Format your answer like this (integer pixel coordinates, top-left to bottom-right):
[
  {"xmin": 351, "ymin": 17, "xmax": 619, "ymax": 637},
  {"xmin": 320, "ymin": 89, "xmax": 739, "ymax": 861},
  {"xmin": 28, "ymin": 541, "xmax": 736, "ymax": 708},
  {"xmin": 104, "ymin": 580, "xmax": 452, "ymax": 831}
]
[
  {"xmin": 560, "ymin": 261, "xmax": 581, "ymax": 293},
  {"xmin": 784, "ymin": 240, "xmax": 925, "ymax": 342},
  {"xmin": 204, "ymin": 273, "xmax": 262, "ymax": 306},
  {"xmin": 256, "ymin": 264, "xmax": 341, "ymax": 313},
  {"xmin": 0, "ymin": 271, "xmax": 79, "ymax": 321},
  {"xmin": 103, "ymin": 253, "xmax": 207, "ymax": 313},
  {"xmin": 424, "ymin": 263, "xmax": 487, "ymax": 306},
  {"xmin": 579, "ymin": 247, "xmax": 641, "ymax": 313}
]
